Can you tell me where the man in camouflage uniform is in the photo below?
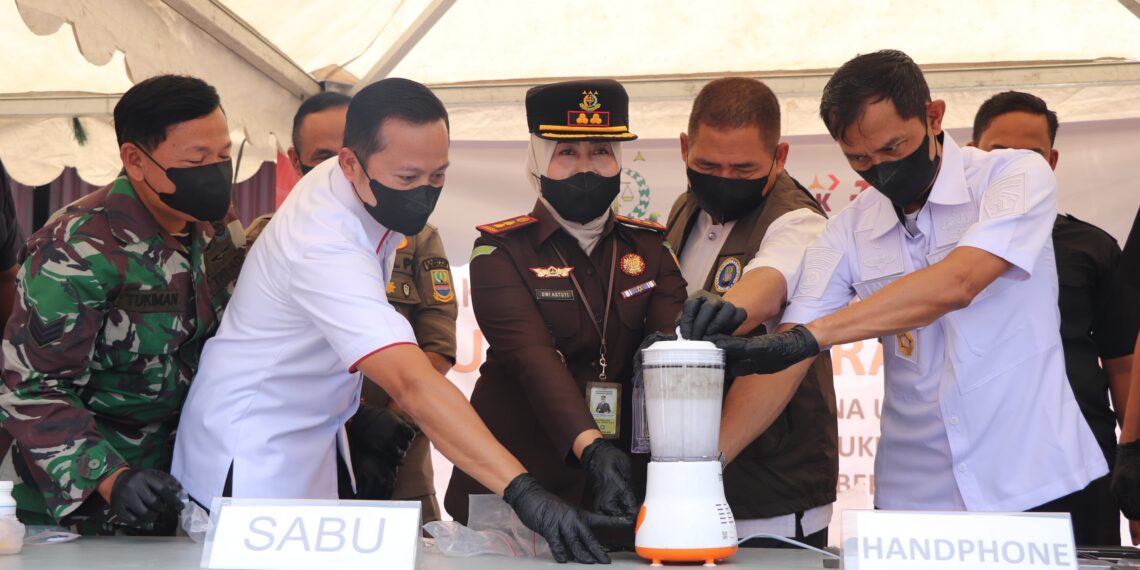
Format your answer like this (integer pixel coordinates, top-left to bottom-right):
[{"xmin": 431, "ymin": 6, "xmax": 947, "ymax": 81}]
[
  {"xmin": 0, "ymin": 75, "xmax": 242, "ymax": 534},
  {"xmin": 244, "ymin": 90, "xmax": 457, "ymax": 521}
]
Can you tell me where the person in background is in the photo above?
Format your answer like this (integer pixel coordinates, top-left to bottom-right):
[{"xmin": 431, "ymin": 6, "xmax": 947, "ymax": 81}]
[
  {"xmin": 969, "ymin": 90, "xmax": 1139, "ymax": 545},
  {"xmin": 691, "ymin": 49, "xmax": 1107, "ymax": 520},
  {"xmin": 0, "ymin": 161, "xmax": 24, "ymax": 330},
  {"xmin": 445, "ymin": 80, "xmax": 687, "ymax": 550},
  {"xmin": 247, "ymin": 91, "xmax": 456, "ymax": 522},
  {"xmin": 0, "ymin": 75, "xmax": 243, "ymax": 534},
  {"xmin": 1113, "ymin": 203, "xmax": 1140, "ymax": 544},
  {"xmin": 666, "ymin": 77, "xmax": 836, "ymax": 548},
  {"xmin": 172, "ymin": 78, "xmax": 625, "ymax": 564}
]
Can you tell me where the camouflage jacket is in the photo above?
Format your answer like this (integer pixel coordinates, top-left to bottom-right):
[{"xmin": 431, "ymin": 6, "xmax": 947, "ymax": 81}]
[{"xmin": 0, "ymin": 178, "xmax": 242, "ymax": 525}]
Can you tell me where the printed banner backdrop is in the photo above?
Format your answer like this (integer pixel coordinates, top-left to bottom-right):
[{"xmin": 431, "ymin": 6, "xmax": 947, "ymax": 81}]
[{"xmin": 430, "ymin": 119, "xmax": 1140, "ymax": 544}]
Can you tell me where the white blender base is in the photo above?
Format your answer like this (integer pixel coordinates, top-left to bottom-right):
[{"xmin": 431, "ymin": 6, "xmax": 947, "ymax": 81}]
[{"xmin": 635, "ymin": 461, "xmax": 738, "ymax": 566}]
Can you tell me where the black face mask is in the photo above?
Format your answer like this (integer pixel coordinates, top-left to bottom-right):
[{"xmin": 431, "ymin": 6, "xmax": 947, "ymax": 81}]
[
  {"xmin": 540, "ymin": 171, "xmax": 620, "ymax": 224},
  {"xmin": 298, "ymin": 162, "xmax": 315, "ymax": 176},
  {"xmin": 686, "ymin": 159, "xmax": 775, "ymax": 223},
  {"xmin": 355, "ymin": 157, "xmax": 441, "ymax": 235},
  {"xmin": 138, "ymin": 148, "xmax": 234, "ymax": 222},
  {"xmin": 856, "ymin": 130, "xmax": 943, "ymax": 210}
]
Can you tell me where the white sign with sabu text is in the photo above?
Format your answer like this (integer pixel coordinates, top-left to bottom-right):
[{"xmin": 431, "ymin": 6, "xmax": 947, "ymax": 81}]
[{"xmin": 201, "ymin": 498, "xmax": 421, "ymax": 569}]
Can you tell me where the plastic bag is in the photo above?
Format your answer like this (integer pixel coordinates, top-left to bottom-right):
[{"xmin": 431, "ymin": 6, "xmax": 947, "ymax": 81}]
[
  {"xmin": 23, "ymin": 525, "xmax": 78, "ymax": 546},
  {"xmin": 0, "ymin": 517, "xmax": 23, "ymax": 554},
  {"xmin": 423, "ymin": 494, "xmax": 549, "ymax": 558},
  {"xmin": 178, "ymin": 490, "xmax": 212, "ymax": 543}
]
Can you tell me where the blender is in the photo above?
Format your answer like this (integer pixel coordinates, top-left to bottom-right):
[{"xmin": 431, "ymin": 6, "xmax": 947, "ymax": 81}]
[{"xmin": 635, "ymin": 337, "xmax": 738, "ymax": 566}]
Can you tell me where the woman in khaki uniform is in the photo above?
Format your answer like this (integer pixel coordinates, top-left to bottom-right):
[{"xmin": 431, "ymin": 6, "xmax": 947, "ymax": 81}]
[{"xmin": 444, "ymin": 80, "xmax": 686, "ymax": 544}]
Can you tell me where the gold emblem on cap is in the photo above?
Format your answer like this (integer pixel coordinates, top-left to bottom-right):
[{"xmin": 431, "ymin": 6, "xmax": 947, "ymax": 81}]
[{"xmin": 579, "ymin": 90, "xmax": 601, "ymax": 112}]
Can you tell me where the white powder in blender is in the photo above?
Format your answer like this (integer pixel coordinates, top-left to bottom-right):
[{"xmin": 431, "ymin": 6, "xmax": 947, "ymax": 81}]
[{"xmin": 644, "ymin": 365, "xmax": 723, "ymax": 461}]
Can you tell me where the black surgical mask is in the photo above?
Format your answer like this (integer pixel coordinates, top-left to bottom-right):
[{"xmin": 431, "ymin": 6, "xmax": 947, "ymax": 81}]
[
  {"xmin": 298, "ymin": 162, "xmax": 315, "ymax": 176},
  {"xmin": 686, "ymin": 159, "xmax": 775, "ymax": 223},
  {"xmin": 355, "ymin": 156, "xmax": 441, "ymax": 235},
  {"xmin": 856, "ymin": 130, "xmax": 943, "ymax": 210},
  {"xmin": 540, "ymin": 171, "xmax": 620, "ymax": 224},
  {"xmin": 138, "ymin": 148, "xmax": 234, "ymax": 222}
]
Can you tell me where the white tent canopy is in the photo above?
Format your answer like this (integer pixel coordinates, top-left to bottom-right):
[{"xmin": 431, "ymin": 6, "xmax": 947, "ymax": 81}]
[{"xmin": 3, "ymin": 0, "xmax": 1140, "ymax": 186}]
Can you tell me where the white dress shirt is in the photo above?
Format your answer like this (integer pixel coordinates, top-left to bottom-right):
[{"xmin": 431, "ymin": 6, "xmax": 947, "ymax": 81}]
[
  {"xmin": 172, "ymin": 158, "xmax": 417, "ymax": 505},
  {"xmin": 783, "ymin": 132, "xmax": 1107, "ymax": 511}
]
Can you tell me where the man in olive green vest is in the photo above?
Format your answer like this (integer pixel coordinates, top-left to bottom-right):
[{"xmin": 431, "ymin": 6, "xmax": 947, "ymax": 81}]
[{"xmin": 665, "ymin": 78, "xmax": 838, "ymax": 548}]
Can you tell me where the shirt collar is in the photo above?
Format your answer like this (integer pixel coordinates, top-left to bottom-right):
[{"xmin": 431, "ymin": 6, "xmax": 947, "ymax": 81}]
[
  {"xmin": 328, "ymin": 162, "xmax": 395, "ymax": 254},
  {"xmin": 529, "ymin": 199, "xmax": 616, "ymax": 246},
  {"xmin": 860, "ymin": 130, "xmax": 971, "ymax": 239},
  {"xmin": 105, "ymin": 178, "xmax": 211, "ymax": 251}
]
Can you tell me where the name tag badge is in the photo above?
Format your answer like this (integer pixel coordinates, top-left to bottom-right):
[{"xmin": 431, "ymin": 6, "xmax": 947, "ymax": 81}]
[
  {"xmin": 587, "ymin": 381, "xmax": 621, "ymax": 439},
  {"xmin": 114, "ymin": 289, "xmax": 186, "ymax": 313},
  {"xmin": 842, "ymin": 510, "xmax": 1077, "ymax": 570},
  {"xmin": 535, "ymin": 289, "xmax": 575, "ymax": 301},
  {"xmin": 202, "ymin": 498, "xmax": 421, "ymax": 570}
]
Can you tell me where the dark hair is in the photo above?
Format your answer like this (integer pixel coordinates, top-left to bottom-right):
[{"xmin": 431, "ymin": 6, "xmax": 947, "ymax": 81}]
[
  {"xmin": 344, "ymin": 78, "xmax": 449, "ymax": 159},
  {"xmin": 114, "ymin": 75, "xmax": 221, "ymax": 150},
  {"xmin": 688, "ymin": 77, "xmax": 781, "ymax": 148},
  {"xmin": 291, "ymin": 91, "xmax": 351, "ymax": 152},
  {"xmin": 819, "ymin": 50, "xmax": 930, "ymax": 142},
  {"xmin": 972, "ymin": 91, "xmax": 1059, "ymax": 145}
]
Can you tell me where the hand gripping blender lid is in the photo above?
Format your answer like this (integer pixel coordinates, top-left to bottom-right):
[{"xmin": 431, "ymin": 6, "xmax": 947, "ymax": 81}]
[{"xmin": 641, "ymin": 337, "xmax": 725, "ymax": 461}]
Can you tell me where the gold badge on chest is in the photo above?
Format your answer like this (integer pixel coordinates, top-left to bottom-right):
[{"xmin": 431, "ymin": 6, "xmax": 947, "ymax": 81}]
[{"xmin": 620, "ymin": 253, "xmax": 646, "ymax": 277}]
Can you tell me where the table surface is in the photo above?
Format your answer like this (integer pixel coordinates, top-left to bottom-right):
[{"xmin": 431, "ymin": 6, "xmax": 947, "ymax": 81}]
[{"xmin": 0, "ymin": 537, "xmax": 833, "ymax": 569}]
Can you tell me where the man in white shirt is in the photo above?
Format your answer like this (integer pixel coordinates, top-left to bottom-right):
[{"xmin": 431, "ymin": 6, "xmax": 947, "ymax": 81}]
[
  {"xmin": 172, "ymin": 79, "xmax": 625, "ymax": 564},
  {"xmin": 692, "ymin": 50, "xmax": 1107, "ymax": 512},
  {"xmin": 663, "ymin": 77, "xmax": 836, "ymax": 547}
]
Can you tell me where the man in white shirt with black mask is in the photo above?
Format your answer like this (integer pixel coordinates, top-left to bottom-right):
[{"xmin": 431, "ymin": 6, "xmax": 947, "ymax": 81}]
[
  {"xmin": 685, "ymin": 50, "xmax": 1106, "ymax": 514},
  {"xmin": 173, "ymin": 78, "xmax": 626, "ymax": 565}
]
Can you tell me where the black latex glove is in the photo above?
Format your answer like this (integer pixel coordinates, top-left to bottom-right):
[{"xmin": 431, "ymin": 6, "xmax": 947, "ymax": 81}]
[
  {"xmin": 579, "ymin": 439, "xmax": 637, "ymax": 520},
  {"xmin": 1113, "ymin": 440, "xmax": 1140, "ymax": 519},
  {"xmin": 503, "ymin": 473, "xmax": 631, "ymax": 564},
  {"xmin": 676, "ymin": 290, "xmax": 748, "ymax": 341},
  {"xmin": 706, "ymin": 324, "xmax": 821, "ymax": 377},
  {"xmin": 347, "ymin": 404, "xmax": 416, "ymax": 499},
  {"xmin": 108, "ymin": 468, "xmax": 184, "ymax": 528}
]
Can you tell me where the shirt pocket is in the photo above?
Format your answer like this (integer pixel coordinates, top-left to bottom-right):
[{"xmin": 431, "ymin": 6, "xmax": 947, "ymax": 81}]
[
  {"xmin": 386, "ymin": 273, "xmax": 422, "ymax": 306},
  {"xmin": 852, "ymin": 275, "xmax": 898, "ymax": 300},
  {"xmin": 941, "ymin": 281, "xmax": 1028, "ymax": 393},
  {"xmin": 534, "ymin": 290, "xmax": 581, "ymax": 339}
]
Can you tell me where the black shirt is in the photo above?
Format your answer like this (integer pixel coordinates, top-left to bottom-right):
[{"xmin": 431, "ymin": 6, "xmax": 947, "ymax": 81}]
[
  {"xmin": 1054, "ymin": 214, "xmax": 1140, "ymax": 464},
  {"xmin": 1122, "ymin": 204, "xmax": 1140, "ymax": 288}
]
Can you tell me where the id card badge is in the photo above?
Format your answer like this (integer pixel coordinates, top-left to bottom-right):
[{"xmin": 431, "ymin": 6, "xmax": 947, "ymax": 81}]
[
  {"xmin": 630, "ymin": 377, "xmax": 650, "ymax": 454},
  {"xmin": 587, "ymin": 382, "xmax": 621, "ymax": 439}
]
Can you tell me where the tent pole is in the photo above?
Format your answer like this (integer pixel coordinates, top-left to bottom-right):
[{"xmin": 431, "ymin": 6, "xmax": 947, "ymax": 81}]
[{"xmin": 352, "ymin": 0, "xmax": 456, "ymax": 93}]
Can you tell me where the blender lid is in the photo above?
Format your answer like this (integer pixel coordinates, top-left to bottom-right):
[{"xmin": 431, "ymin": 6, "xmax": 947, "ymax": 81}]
[{"xmin": 642, "ymin": 334, "xmax": 723, "ymax": 366}]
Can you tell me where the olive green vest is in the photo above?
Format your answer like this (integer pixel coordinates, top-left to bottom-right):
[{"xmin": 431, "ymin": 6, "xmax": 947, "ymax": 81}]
[{"xmin": 665, "ymin": 172, "xmax": 839, "ymax": 519}]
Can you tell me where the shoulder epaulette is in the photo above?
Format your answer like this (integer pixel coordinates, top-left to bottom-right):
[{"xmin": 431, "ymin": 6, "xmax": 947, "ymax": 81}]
[
  {"xmin": 476, "ymin": 215, "xmax": 538, "ymax": 235},
  {"xmin": 615, "ymin": 214, "xmax": 666, "ymax": 233}
]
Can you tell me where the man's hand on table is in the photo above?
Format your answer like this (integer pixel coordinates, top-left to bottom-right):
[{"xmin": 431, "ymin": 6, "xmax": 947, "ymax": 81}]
[
  {"xmin": 107, "ymin": 468, "xmax": 184, "ymax": 528},
  {"xmin": 347, "ymin": 403, "xmax": 417, "ymax": 499}
]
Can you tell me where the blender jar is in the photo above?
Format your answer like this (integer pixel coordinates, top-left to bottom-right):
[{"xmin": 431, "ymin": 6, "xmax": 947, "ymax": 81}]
[{"xmin": 641, "ymin": 338, "xmax": 725, "ymax": 461}]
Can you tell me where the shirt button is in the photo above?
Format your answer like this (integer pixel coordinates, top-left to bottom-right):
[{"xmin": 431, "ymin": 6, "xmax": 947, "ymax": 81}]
[
  {"xmin": 707, "ymin": 232, "xmax": 717, "ymax": 240},
  {"xmin": 88, "ymin": 458, "xmax": 101, "ymax": 469},
  {"xmin": 586, "ymin": 267, "xmax": 596, "ymax": 276},
  {"xmin": 949, "ymin": 416, "xmax": 960, "ymax": 426},
  {"xmin": 958, "ymin": 463, "xmax": 967, "ymax": 473}
]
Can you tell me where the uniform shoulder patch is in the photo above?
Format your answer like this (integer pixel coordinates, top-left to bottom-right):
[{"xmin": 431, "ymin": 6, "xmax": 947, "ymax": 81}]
[
  {"xmin": 27, "ymin": 305, "xmax": 66, "ymax": 347},
  {"xmin": 615, "ymin": 214, "xmax": 665, "ymax": 233},
  {"xmin": 476, "ymin": 215, "xmax": 538, "ymax": 235}
]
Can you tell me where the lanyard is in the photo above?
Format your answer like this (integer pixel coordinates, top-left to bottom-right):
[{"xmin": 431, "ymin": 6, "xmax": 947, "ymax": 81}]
[{"xmin": 552, "ymin": 238, "xmax": 617, "ymax": 381}]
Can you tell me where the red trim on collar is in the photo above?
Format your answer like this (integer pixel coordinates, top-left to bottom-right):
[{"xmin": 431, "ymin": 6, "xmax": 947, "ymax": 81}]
[
  {"xmin": 376, "ymin": 229, "xmax": 391, "ymax": 255},
  {"xmin": 349, "ymin": 341, "xmax": 417, "ymax": 373}
]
